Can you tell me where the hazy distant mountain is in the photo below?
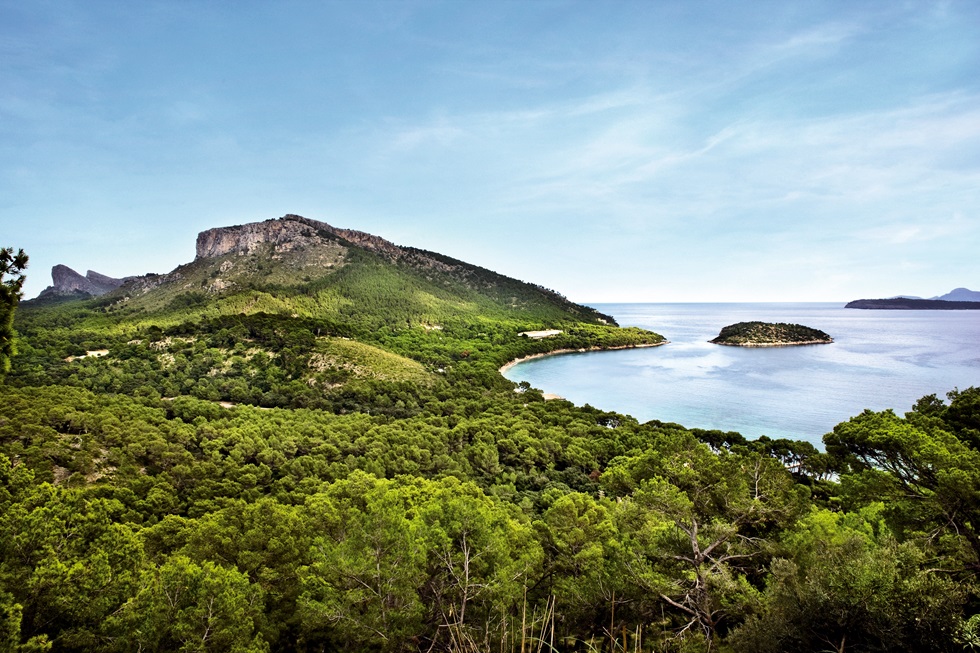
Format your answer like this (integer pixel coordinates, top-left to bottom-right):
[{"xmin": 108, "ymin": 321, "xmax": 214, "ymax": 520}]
[
  {"xmin": 932, "ymin": 288, "xmax": 980, "ymax": 302},
  {"xmin": 847, "ymin": 287, "xmax": 980, "ymax": 309},
  {"xmin": 846, "ymin": 298, "xmax": 980, "ymax": 310}
]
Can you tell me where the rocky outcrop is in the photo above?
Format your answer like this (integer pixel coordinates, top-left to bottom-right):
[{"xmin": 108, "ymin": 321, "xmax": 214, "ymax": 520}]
[
  {"xmin": 196, "ymin": 214, "xmax": 406, "ymax": 261},
  {"xmin": 196, "ymin": 216, "xmax": 332, "ymax": 259},
  {"xmin": 85, "ymin": 270, "xmax": 125, "ymax": 290},
  {"xmin": 38, "ymin": 265, "xmax": 127, "ymax": 298}
]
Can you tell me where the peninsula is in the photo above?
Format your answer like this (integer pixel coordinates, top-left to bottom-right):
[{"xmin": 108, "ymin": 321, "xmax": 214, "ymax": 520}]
[
  {"xmin": 846, "ymin": 298, "xmax": 980, "ymax": 310},
  {"xmin": 710, "ymin": 321, "xmax": 833, "ymax": 347}
]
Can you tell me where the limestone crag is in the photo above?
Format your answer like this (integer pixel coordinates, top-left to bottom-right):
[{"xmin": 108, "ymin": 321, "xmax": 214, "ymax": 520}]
[
  {"xmin": 195, "ymin": 214, "xmax": 462, "ymax": 276},
  {"xmin": 196, "ymin": 216, "xmax": 330, "ymax": 259},
  {"xmin": 85, "ymin": 270, "xmax": 125, "ymax": 289},
  {"xmin": 38, "ymin": 265, "xmax": 127, "ymax": 298},
  {"xmin": 196, "ymin": 215, "xmax": 405, "ymax": 261}
]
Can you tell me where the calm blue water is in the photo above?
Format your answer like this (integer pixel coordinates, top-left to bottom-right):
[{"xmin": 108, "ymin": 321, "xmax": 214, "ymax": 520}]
[{"xmin": 502, "ymin": 303, "xmax": 980, "ymax": 446}]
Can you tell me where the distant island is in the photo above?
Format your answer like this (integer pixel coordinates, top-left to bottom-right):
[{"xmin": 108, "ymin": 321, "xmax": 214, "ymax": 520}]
[
  {"xmin": 846, "ymin": 287, "xmax": 980, "ymax": 309},
  {"xmin": 846, "ymin": 298, "xmax": 980, "ymax": 310},
  {"xmin": 710, "ymin": 321, "xmax": 833, "ymax": 347}
]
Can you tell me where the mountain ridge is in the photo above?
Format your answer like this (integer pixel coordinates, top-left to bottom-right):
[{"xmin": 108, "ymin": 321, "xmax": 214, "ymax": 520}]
[{"xmin": 77, "ymin": 213, "xmax": 619, "ymax": 329}]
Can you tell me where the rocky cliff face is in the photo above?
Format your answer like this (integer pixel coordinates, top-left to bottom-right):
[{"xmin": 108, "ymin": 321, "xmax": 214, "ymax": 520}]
[
  {"xmin": 197, "ymin": 216, "xmax": 328, "ymax": 258},
  {"xmin": 195, "ymin": 214, "xmax": 405, "ymax": 261},
  {"xmin": 37, "ymin": 265, "xmax": 127, "ymax": 298}
]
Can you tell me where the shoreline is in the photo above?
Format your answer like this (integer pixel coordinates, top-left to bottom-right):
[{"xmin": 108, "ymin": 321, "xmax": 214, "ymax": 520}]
[
  {"xmin": 711, "ymin": 339, "xmax": 833, "ymax": 347},
  {"xmin": 498, "ymin": 341, "xmax": 668, "ymax": 375}
]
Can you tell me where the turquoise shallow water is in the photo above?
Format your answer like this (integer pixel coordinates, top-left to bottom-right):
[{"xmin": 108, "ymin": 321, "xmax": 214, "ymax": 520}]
[{"xmin": 502, "ymin": 303, "xmax": 980, "ymax": 446}]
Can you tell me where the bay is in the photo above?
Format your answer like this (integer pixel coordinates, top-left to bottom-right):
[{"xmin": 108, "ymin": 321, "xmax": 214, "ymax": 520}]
[{"xmin": 502, "ymin": 303, "xmax": 980, "ymax": 446}]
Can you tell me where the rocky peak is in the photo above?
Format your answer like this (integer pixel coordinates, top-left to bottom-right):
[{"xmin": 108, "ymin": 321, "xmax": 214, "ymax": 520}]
[
  {"xmin": 195, "ymin": 214, "xmax": 406, "ymax": 261},
  {"xmin": 39, "ymin": 265, "xmax": 126, "ymax": 298},
  {"xmin": 197, "ymin": 216, "xmax": 327, "ymax": 259}
]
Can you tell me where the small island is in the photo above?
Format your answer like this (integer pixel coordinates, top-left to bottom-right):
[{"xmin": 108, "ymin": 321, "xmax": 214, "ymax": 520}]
[{"xmin": 710, "ymin": 321, "xmax": 833, "ymax": 347}]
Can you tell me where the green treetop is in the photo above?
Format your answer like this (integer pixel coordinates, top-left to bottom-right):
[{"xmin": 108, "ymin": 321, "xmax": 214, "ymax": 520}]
[{"xmin": 0, "ymin": 248, "xmax": 28, "ymax": 375}]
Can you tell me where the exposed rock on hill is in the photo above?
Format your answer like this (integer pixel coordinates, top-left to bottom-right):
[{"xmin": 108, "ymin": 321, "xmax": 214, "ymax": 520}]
[
  {"xmin": 38, "ymin": 265, "xmax": 127, "ymax": 298},
  {"xmin": 72, "ymin": 213, "xmax": 616, "ymax": 330},
  {"xmin": 196, "ymin": 215, "xmax": 406, "ymax": 261},
  {"xmin": 188, "ymin": 214, "xmax": 606, "ymax": 322},
  {"xmin": 196, "ymin": 215, "xmax": 467, "ymax": 275},
  {"xmin": 710, "ymin": 322, "xmax": 833, "ymax": 346},
  {"xmin": 196, "ymin": 215, "xmax": 335, "ymax": 258}
]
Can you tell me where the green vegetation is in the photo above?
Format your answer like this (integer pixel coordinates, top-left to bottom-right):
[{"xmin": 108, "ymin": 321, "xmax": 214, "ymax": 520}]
[
  {"xmin": 3, "ymin": 227, "xmax": 979, "ymax": 652},
  {"xmin": 710, "ymin": 321, "xmax": 832, "ymax": 346},
  {"xmin": 0, "ymin": 247, "xmax": 28, "ymax": 375}
]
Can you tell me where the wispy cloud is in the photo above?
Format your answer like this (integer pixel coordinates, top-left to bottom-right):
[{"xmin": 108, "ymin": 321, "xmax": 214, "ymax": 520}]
[
  {"xmin": 390, "ymin": 121, "xmax": 465, "ymax": 151},
  {"xmin": 858, "ymin": 212, "xmax": 972, "ymax": 245},
  {"xmin": 767, "ymin": 21, "xmax": 863, "ymax": 58},
  {"xmin": 357, "ymin": 78, "xmax": 980, "ymax": 257}
]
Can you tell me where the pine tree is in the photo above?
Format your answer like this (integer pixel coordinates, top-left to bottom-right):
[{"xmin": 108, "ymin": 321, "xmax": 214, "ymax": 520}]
[{"xmin": 0, "ymin": 247, "xmax": 28, "ymax": 375}]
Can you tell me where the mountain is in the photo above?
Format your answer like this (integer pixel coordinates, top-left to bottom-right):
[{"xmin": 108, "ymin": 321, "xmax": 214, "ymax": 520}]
[
  {"xmin": 100, "ymin": 214, "xmax": 617, "ymax": 329},
  {"xmin": 36, "ymin": 265, "xmax": 128, "ymax": 298},
  {"xmin": 933, "ymin": 287, "xmax": 980, "ymax": 302},
  {"xmin": 15, "ymin": 214, "xmax": 662, "ymax": 402}
]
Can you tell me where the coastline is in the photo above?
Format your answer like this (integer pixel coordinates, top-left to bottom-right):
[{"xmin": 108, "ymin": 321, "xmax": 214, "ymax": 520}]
[
  {"xmin": 711, "ymin": 339, "xmax": 833, "ymax": 347},
  {"xmin": 498, "ymin": 341, "xmax": 668, "ymax": 375}
]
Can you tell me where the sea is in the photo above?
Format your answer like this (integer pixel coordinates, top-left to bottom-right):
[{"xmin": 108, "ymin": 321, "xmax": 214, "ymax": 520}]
[{"xmin": 501, "ymin": 303, "xmax": 980, "ymax": 447}]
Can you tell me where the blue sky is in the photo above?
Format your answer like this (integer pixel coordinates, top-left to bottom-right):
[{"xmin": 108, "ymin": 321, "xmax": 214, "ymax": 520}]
[{"xmin": 2, "ymin": 1, "xmax": 979, "ymax": 302}]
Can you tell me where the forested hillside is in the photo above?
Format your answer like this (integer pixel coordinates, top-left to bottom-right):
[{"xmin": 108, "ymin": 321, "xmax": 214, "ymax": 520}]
[{"xmin": 2, "ymin": 221, "xmax": 980, "ymax": 652}]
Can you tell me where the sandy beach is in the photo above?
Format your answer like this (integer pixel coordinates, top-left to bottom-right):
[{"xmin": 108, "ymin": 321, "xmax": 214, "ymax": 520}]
[{"xmin": 498, "ymin": 341, "xmax": 668, "ymax": 375}]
